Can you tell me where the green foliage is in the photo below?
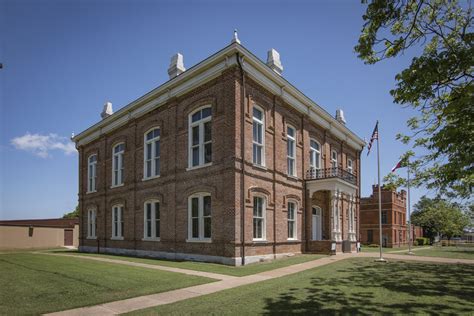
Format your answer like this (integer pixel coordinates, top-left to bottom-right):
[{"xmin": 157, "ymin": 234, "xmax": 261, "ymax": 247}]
[
  {"xmin": 416, "ymin": 237, "xmax": 430, "ymax": 245},
  {"xmin": 356, "ymin": 0, "xmax": 474, "ymax": 198},
  {"xmin": 411, "ymin": 196, "xmax": 470, "ymax": 241},
  {"xmin": 62, "ymin": 205, "xmax": 79, "ymax": 219}
]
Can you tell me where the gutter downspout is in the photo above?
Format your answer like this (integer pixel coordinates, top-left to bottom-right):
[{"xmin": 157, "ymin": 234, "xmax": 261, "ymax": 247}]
[{"xmin": 237, "ymin": 52, "xmax": 246, "ymax": 266}]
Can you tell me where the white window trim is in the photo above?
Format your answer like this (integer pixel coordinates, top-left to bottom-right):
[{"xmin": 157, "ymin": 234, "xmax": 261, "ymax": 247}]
[
  {"xmin": 287, "ymin": 200, "xmax": 298, "ymax": 240},
  {"xmin": 87, "ymin": 154, "xmax": 97, "ymax": 193},
  {"xmin": 347, "ymin": 158, "xmax": 353, "ymax": 174},
  {"xmin": 111, "ymin": 143, "xmax": 125, "ymax": 188},
  {"xmin": 309, "ymin": 139, "xmax": 321, "ymax": 169},
  {"xmin": 331, "ymin": 149, "xmax": 338, "ymax": 168},
  {"xmin": 87, "ymin": 209, "xmax": 96, "ymax": 239},
  {"xmin": 143, "ymin": 128, "xmax": 161, "ymax": 180},
  {"xmin": 143, "ymin": 200, "xmax": 160, "ymax": 241},
  {"xmin": 287, "ymin": 125, "xmax": 297, "ymax": 177},
  {"xmin": 111, "ymin": 204, "xmax": 124, "ymax": 240},
  {"xmin": 187, "ymin": 193, "xmax": 212, "ymax": 242},
  {"xmin": 188, "ymin": 106, "xmax": 212, "ymax": 169},
  {"xmin": 252, "ymin": 195, "xmax": 267, "ymax": 241},
  {"xmin": 252, "ymin": 105, "xmax": 265, "ymax": 167}
]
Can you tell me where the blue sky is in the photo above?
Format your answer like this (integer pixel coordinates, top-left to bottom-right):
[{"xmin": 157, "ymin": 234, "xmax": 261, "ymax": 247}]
[{"xmin": 0, "ymin": 0, "xmax": 430, "ymax": 220}]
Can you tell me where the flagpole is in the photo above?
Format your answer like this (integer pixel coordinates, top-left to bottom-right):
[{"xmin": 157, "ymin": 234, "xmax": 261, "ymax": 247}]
[
  {"xmin": 407, "ymin": 159, "xmax": 414, "ymax": 255},
  {"xmin": 375, "ymin": 121, "xmax": 386, "ymax": 262}
]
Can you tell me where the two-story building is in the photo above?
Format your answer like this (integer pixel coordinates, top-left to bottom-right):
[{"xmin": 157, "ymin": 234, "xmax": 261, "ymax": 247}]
[{"xmin": 73, "ymin": 36, "xmax": 365, "ymax": 265}]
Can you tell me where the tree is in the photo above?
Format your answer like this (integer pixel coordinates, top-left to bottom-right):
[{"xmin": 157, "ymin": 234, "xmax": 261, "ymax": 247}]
[
  {"xmin": 411, "ymin": 196, "xmax": 470, "ymax": 241},
  {"xmin": 356, "ymin": 0, "xmax": 474, "ymax": 198},
  {"xmin": 63, "ymin": 205, "xmax": 79, "ymax": 219}
]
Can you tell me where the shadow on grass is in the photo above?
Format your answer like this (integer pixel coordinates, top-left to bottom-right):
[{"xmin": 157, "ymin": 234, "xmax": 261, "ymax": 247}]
[{"xmin": 263, "ymin": 260, "xmax": 474, "ymax": 315}]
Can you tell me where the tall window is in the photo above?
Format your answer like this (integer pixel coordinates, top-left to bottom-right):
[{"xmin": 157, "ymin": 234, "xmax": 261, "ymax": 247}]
[
  {"xmin": 87, "ymin": 154, "xmax": 97, "ymax": 192},
  {"xmin": 144, "ymin": 200, "xmax": 160, "ymax": 239},
  {"xmin": 188, "ymin": 193, "xmax": 212, "ymax": 240},
  {"xmin": 309, "ymin": 139, "xmax": 321, "ymax": 169},
  {"xmin": 367, "ymin": 230, "xmax": 373, "ymax": 243},
  {"xmin": 252, "ymin": 106, "xmax": 265, "ymax": 166},
  {"xmin": 112, "ymin": 205, "xmax": 124, "ymax": 238},
  {"xmin": 253, "ymin": 196, "xmax": 266, "ymax": 240},
  {"xmin": 144, "ymin": 128, "xmax": 160, "ymax": 179},
  {"xmin": 382, "ymin": 211, "xmax": 388, "ymax": 224},
  {"xmin": 87, "ymin": 209, "xmax": 96, "ymax": 238},
  {"xmin": 189, "ymin": 107, "xmax": 212, "ymax": 168},
  {"xmin": 287, "ymin": 126, "xmax": 296, "ymax": 176},
  {"xmin": 112, "ymin": 143, "xmax": 125, "ymax": 186},
  {"xmin": 347, "ymin": 158, "xmax": 353, "ymax": 174},
  {"xmin": 331, "ymin": 150, "xmax": 338, "ymax": 169},
  {"xmin": 287, "ymin": 201, "xmax": 297, "ymax": 240}
]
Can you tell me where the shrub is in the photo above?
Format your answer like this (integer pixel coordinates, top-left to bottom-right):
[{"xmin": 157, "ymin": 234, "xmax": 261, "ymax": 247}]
[{"xmin": 415, "ymin": 237, "xmax": 430, "ymax": 246}]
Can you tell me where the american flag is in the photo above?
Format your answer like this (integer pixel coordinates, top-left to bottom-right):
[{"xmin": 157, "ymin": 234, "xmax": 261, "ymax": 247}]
[{"xmin": 367, "ymin": 121, "xmax": 378, "ymax": 156}]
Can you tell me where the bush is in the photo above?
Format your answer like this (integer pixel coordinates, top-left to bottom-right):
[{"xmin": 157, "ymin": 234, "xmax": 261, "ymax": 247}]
[
  {"xmin": 367, "ymin": 244, "xmax": 379, "ymax": 248},
  {"xmin": 415, "ymin": 237, "xmax": 430, "ymax": 246}
]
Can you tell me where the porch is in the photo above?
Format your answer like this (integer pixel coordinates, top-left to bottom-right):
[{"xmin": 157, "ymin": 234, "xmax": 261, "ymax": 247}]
[{"xmin": 305, "ymin": 167, "xmax": 358, "ymax": 254}]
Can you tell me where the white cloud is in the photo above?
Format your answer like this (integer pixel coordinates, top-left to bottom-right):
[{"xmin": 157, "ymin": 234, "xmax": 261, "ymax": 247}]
[{"xmin": 11, "ymin": 133, "xmax": 76, "ymax": 158}]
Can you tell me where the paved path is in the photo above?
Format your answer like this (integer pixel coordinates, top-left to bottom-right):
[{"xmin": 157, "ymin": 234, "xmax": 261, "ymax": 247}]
[
  {"xmin": 44, "ymin": 252, "xmax": 474, "ymax": 316},
  {"xmin": 388, "ymin": 247, "xmax": 432, "ymax": 253}
]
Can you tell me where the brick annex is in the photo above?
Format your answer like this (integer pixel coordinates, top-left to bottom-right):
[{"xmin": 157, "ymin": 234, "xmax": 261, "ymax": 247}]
[{"xmin": 73, "ymin": 36, "xmax": 365, "ymax": 265}]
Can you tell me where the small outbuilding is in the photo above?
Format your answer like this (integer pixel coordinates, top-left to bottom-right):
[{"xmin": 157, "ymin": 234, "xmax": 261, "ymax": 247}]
[{"xmin": 0, "ymin": 218, "xmax": 79, "ymax": 250}]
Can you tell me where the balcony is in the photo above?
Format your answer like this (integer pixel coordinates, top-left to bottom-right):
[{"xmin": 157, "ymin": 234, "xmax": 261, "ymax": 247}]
[{"xmin": 305, "ymin": 167, "xmax": 356, "ymax": 186}]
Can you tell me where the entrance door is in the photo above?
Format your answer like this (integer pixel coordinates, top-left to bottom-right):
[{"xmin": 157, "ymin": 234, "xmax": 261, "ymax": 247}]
[
  {"xmin": 312, "ymin": 206, "xmax": 322, "ymax": 240},
  {"xmin": 64, "ymin": 229, "xmax": 73, "ymax": 246}
]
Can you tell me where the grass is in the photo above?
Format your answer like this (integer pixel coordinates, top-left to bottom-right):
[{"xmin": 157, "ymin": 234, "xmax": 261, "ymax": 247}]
[
  {"xmin": 54, "ymin": 251, "xmax": 326, "ymax": 276},
  {"xmin": 130, "ymin": 258, "xmax": 474, "ymax": 315},
  {"xmin": 0, "ymin": 253, "xmax": 215, "ymax": 315},
  {"xmin": 360, "ymin": 245, "xmax": 430, "ymax": 253},
  {"xmin": 396, "ymin": 246, "xmax": 474, "ymax": 260}
]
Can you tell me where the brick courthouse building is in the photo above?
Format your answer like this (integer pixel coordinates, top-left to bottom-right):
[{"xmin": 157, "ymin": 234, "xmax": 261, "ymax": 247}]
[{"xmin": 73, "ymin": 37, "xmax": 365, "ymax": 265}]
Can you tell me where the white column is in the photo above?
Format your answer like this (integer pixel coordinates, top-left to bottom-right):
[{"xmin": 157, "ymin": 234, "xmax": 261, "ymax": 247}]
[
  {"xmin": 349, "ymin": 194, "xmax": 356, "ymax": 241},
  {"xmin": 331, "ymin": 190, "xmax": 342, "ymax": 242}
]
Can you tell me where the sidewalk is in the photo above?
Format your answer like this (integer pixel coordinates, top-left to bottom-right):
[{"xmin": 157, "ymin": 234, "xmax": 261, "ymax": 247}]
[{"xmin": 44, "ymin": 252, "xmax": 474, "ymax": 316}]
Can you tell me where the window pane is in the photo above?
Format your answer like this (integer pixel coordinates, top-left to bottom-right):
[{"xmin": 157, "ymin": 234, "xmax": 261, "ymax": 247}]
[
  {"xmin": 155, "ymin": 141, "xmax": 160, "ymax": 157},
  {"xmin": 147, "ymin": 221, "xmax": 151, "ymax": 238},
  {"xmin": 154, "ymin": 129, "xmax": 160, "ymax": 138},
  {"xmin": 192, "ymin": 198, "xmax": 199, "ymax": 218},
  {"xmin": 204, "ymin": 217, "xmax": 211, "ymax": 238},
  {"xmin": 203, "ymin": 196, "xmax": 211, "ymax": 216},
  {"xmin": 155, "ymin": 202, "xmax": 160, "ymax": 220},
  {"xmin": 146, "ymin": 143, "xmax": 152, "ymax": 160},
  {"xmin": 146, "ymin": 161, "xmax": 152, "ymax": 177},
  {"xmin": 253, "ymin": 107, "xmax": 262, "ymax": 121},
  {"xmin": 287, "ymin": 127, "xmax": 295, "ymax": 138},
  {"xmin": 155, "ymin": 220, "xmax": 160, "ymax": 238},
  {"xmin": 192, "ymin": 126, "xmax": 199, "ymax": 146},
  {"xmin": 154, "ymin": 158, "xmax": 160, "ymax": 176},
  {"xmin": 204, "ymin": 143, "xmax": 212, "ymax": 163},
  {"xmin": 192, "ymin": 147, "xmax": 200, "ymax": 166},
  {"xmin": 146, "ymin": 203, "xmax": 151, "ymax": 221},
  {"xmin": 192, "ymin": 218, "xmax": 199, "ymax": 238},
  {"xmin": 201, "ymin": 107, "xmax": 212, "ymax": 119},
  {"xmin": 146, "ymin": 131, "xmax": 154, "ymax": 141},
  {"xmin": 204, "ymin": 122, "xmax": 212, "ymax": 142},
  {"xmin": 192, "ymin": 111, "xmax": 201, "ymax": 123}
]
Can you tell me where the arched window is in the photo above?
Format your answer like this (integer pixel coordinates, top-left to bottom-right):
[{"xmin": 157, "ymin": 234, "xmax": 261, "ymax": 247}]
[
  {"xmin": 112, "ymin": 143, "xmax": 125, "ymax": 186},
  {"xmin": 87, "ymin": 208, "xmax": 96, "ymax": 239},
  {"xmin": 287, "ymin": 125, "xmax": 296, "ymax": 176},
  {"xmin": 287, "ymin": 201, "xmax": 297, "ymax": 240},
  {"xmin": 111, "ymin": 204, "xmax": 124, "ymax": 239},
  {"xmin": 253, "ymin": 196, "xmax": 266, "ymax": 240},
  {"xmin": 310, "ymin": 139, "xmax": 321, "ymax": 169},
  {"xmin": 144, "ymin": 128, "xmax": 160, "ymax": 179},
  {"xmin": 252, "ymin": 106, "xmax": 265, "ymax": 166},
  {"xmin": 188, "ymin": 193, "xmax": 212, "ymax": 240},
  {"xmin": 189, "ymin": 106, "xmax": 212, "ymax": 168},
  {"xmin": 144, "ymin": 200, "xmax": 160, "ymax": 240},
  {"xmin": 87, "ymin": 154, "xmax": 97, "ymax": 193}
]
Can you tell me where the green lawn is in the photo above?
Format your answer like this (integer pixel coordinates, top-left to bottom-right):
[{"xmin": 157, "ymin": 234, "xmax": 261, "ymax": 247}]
[
  {"xmin": 130, "ymin": 258, "xmax": 474, "ymax": 315},
  {"xmin": 55, "ymin": 251, "xmax": 326, "ymax": 276},
  {"xmin": 0, "ymin": 253, "xmax": 215, "ymax": 315},
  {"xmin": 395, "ymin": 246, "xmax": 474, "ymax": 260},
  {"xmin": 360, "ymin": 245, "xmax": 431, "ymax": 253}
]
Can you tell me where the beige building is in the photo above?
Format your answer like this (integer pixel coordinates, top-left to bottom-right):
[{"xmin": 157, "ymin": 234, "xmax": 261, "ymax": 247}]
[{"xmin": 0, "ymin": 218, "xmax": 79, "ymax": 250}]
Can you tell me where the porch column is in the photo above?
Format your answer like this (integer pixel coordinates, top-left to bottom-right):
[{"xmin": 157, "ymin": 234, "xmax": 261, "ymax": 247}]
[
  {"xmin": 331, "ymin": 190, "xmax": 342, "ymax": 242},
  {"xmin": 348, "ymin": 194, "xmax": 356, "ymax": 241}
]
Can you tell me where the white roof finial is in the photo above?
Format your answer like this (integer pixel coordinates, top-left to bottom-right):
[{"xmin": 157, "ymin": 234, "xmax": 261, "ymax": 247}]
[
  {"xmin": 168, "ymin": 53, "xmax": 186, "ymax": 79},
  {"xmin": 101, "ymin": 101, "xmax": 113, "ymax": 119},
  {"xmin": 232, "ymin": 29, "xmax": 241, "ymax": 44},
  {"xmin": 266, "ymin": 48, "xmax": 283, "ymax": 75}
]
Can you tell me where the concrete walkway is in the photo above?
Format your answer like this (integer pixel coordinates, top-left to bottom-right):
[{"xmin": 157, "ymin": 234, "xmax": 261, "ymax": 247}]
[
  {"xmin": 388, "ymin": 246, "xmax": 432, "ymax": 253},
  {"xmin": 44, "ymin": 252, "xmax": 474, "ymax": 316}
]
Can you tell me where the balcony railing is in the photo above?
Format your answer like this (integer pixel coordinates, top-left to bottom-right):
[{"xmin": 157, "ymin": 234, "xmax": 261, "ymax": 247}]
[{"xmin": 305, "ymin": 167, "xmax": 356, "ymax": 185}]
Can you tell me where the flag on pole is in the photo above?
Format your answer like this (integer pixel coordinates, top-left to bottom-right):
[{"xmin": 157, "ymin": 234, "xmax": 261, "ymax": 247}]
[
  {"xmin": 391, "ymin": 159, "xmax": 403, "ymax": 172},
  {"xmin": 367, "ymin": 121, "xmax": 379, "ymax": 156}
]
